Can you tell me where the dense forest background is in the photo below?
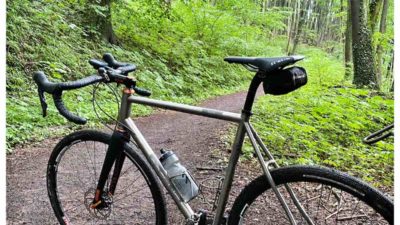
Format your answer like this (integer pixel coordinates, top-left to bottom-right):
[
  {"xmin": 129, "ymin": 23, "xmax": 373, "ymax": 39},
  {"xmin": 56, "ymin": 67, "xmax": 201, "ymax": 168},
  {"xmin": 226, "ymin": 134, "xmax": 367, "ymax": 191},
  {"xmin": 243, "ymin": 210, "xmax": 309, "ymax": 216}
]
[{"xmin": 6, "ymin": 0, "xmax": 394, "ymax": 187}]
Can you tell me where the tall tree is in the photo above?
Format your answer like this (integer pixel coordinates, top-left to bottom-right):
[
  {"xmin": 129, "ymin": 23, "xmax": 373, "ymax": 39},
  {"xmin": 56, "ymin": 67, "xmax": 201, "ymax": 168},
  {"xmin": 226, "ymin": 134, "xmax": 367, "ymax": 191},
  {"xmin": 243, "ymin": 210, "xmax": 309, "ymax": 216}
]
[
  {"xmin": 368, "ymin": 0, "xmax": 383, "ymax": 34},
  {"xmin": 286, "ymin": 0, "xmax": 299, "ymax": 53},
  {"xmin": 375, "ymin": 0, "xmax": 389, "ymax": 88},
  {"xmin": 99, "ymin": 0, "xmax": 117, "ymax": 44},
  {"xmin": 262, "ymin": 0, "xmax": 269, "ymax": 12},
  {"xmin": 387, "ymin": 50, "xmax": 394, "ymax": 91},
  {"xmin": 287, "ymin": 0, "xmax": 311, "ymax": 55},
  {"xmin": 344, "ymin": 0, "xmax": 352, "ymax": 79},
  {"xmin": 350, "ymin": 0, "xmax": 377, "ymax": 88},
  {"xmin": 86, "ymin": 0, "xmax": 117, "ymax": 44}
]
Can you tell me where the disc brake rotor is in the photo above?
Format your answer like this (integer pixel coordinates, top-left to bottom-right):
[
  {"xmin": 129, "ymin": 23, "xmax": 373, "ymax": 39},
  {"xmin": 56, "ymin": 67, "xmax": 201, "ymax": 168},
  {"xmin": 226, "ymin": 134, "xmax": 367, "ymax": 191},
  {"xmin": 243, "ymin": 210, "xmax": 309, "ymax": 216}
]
[{"xmin": 84, "ymin": 188, "xmax": 113, "ymax": 220}]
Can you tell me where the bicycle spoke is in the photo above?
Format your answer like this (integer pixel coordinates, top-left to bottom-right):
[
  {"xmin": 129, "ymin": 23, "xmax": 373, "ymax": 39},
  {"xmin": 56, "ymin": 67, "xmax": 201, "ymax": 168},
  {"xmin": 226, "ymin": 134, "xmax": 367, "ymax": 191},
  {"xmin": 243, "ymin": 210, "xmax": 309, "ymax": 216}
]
[
  {"xmin": 64, "ymin": 202, "xmax": 85, "ymax": 214},
  {"xmin": 113, "ymin": 183, "xmax": 148, "ymax": 203},
  {"xmin": 51, "ymin": 138, "xmax": 159, "ymax": 225},
  {"xmin": 236, "ymin": 181, "xmax": 389, "ymax": 225}
]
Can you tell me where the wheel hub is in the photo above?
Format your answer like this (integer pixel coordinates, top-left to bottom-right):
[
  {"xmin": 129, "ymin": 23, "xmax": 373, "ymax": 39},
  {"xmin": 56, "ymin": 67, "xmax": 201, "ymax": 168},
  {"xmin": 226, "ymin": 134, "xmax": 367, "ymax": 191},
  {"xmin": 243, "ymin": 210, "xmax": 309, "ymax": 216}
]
[{"xmin": 84, "ymin": 188, "xmax": 113, "ymax": 220}]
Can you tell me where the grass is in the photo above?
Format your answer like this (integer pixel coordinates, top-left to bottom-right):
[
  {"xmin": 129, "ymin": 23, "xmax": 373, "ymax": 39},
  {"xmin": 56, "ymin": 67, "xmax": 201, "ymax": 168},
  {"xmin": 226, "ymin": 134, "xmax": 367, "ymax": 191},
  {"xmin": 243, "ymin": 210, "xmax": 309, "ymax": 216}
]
[{"xmin": 239, "ymin": 47, "xmax": 394, "ymax": 188}]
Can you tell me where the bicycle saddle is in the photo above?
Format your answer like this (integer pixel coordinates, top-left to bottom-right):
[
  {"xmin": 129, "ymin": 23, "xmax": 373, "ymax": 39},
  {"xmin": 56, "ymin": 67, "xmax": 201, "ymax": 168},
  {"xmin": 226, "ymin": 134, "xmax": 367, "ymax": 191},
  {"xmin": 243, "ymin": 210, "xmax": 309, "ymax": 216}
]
[{"xmin": 224, "ymin": 55, "xmax": 304, "ymax": 73}]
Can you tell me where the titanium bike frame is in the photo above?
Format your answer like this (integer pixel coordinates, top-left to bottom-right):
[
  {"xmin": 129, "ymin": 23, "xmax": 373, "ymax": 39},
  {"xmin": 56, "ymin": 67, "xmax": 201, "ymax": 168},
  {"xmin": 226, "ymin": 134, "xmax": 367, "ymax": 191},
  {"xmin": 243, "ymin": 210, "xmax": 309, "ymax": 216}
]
[{"xmin": 94, "ymin": 74, "xmax": 314, "ymax": 225}]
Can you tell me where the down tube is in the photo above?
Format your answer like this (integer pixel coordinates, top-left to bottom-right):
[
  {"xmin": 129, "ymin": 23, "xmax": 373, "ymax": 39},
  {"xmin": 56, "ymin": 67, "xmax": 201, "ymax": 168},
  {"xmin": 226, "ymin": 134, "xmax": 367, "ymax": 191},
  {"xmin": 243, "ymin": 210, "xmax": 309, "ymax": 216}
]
[{"xmin": 123, "ymin": 117, "xmax": 196, "ymax": 219}]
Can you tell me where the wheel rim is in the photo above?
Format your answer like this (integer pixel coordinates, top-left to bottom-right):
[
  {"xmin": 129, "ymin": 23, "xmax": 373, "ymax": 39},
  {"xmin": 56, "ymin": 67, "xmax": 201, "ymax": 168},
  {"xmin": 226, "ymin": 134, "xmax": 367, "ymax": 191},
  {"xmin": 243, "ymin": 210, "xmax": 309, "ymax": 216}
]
[
  {"xmin": 237, "ymin": 181, "xmax": 389, "ymax": 225},
  {"xmin": 51, "ymin": 140, "xmax": 158, "ymax": 225}
]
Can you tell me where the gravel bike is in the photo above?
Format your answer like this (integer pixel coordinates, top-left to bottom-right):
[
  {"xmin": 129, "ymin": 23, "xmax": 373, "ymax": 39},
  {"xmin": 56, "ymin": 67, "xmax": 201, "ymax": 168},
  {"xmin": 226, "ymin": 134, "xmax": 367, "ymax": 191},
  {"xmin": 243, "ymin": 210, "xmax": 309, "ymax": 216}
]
[{"xmin": 33, "ymin": 53, "xmax": 393, "ymax": 224}]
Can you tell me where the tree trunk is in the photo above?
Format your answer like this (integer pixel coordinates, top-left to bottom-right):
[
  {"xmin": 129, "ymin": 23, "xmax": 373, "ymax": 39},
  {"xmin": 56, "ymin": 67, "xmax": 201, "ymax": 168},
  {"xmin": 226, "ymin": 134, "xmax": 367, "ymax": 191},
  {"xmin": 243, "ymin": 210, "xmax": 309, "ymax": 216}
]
[
  {"xmin": 286, "ymin": 0, "xmax": 298, "ymax": 53},
  {"xmin": 262, "ymin": 0, "xmax": 268, "ymax": 12},
  {"xmin": 379, "ymin": 0, "xmax": 388, "ymax": 33},
  {"xmin": 344, "ymin": 0, "xmax": 352, "ymax": 79},
  {"xmin": 316, "ymin": 2, "xmax": 325, "ymax": 45},
  {"xmin": 387, "ymin": 49, "xmax": 394, "ymax": 91},
  {"xmin": 99, "ymin": 0, "xmax": 117, "ymax": 44},
  {"xmin": 368, "ymin": 0, "xmax": 383, "ymax": 34},
  {"xmin": 350, "ymin": 0, "xmax": 377, "ymax": 88},
  {"xmin": 288, "ymin": 0, "xmax": 311, "ymax": 55},
  {"xmin": 375, "ymin": 0, "xmax": 388, "ymax": 88}
]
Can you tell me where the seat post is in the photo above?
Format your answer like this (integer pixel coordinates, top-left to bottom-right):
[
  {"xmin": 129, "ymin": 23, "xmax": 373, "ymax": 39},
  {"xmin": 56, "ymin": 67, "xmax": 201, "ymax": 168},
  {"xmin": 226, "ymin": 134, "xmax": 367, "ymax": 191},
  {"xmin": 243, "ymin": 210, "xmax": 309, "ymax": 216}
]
[{"xmin": 243, "ymin": 73, "xmax": 263, "ymax": 115}]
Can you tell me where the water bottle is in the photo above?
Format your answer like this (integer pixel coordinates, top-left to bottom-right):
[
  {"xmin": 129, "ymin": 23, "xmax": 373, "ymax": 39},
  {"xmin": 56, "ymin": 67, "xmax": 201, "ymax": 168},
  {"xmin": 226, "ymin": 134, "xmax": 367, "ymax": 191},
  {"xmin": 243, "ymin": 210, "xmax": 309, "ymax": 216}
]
[{"xmin": 159, "ymin": 149, "xmax": 199, "ymax": 202}]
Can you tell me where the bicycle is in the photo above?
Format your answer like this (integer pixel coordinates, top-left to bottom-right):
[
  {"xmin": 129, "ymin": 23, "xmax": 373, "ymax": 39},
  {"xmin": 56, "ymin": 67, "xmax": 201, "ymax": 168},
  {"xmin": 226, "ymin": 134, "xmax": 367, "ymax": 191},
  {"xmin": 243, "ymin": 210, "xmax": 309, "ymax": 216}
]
[{"xmin": 33, "ymin": 53, "xmax": 393, "ymax": 225}]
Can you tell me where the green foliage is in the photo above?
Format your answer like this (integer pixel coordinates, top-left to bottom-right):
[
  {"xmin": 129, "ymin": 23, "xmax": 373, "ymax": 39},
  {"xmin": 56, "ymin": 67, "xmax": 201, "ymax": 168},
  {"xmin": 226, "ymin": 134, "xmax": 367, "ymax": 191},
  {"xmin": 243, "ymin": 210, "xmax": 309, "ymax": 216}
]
[
  {"xmin": 7, "ymin": 0, "xmax": 282, "ymax": 151},
  {"xmin": 7, "ymin": 0, "xmax": 393, "ymax": 188},
  {"xmin": 244, "ymin": 47, "xmax": 394, "ymax": 187}
]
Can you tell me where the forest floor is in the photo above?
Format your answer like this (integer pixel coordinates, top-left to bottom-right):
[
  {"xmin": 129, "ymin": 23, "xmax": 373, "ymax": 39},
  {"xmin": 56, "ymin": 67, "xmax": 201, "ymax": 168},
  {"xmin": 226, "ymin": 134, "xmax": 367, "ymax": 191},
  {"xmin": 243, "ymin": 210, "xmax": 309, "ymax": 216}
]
[{"xmin": 6, "ymin": 89, "xmax": 265, "ymax": 224}]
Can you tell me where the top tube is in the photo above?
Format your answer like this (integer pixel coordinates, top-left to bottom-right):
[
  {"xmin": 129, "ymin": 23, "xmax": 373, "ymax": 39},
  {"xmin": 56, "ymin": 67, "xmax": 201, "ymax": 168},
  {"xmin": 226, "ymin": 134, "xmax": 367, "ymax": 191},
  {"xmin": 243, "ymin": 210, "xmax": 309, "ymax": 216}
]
[{"xmin": 128, "ymin": 95, "xmax": 243, "ymax": 123}]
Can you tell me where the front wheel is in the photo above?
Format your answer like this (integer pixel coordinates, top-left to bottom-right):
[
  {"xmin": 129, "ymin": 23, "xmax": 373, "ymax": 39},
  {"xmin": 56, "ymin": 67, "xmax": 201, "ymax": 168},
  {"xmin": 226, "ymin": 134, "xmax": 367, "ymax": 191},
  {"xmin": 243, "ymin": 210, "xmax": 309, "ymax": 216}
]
[
  {"xmin": 228, "ymin": 166, "xmax": 393, "ymax": 225},
  {"xmin": 47, "ymin": 130, "xmax": 167, "ymax": 225}
]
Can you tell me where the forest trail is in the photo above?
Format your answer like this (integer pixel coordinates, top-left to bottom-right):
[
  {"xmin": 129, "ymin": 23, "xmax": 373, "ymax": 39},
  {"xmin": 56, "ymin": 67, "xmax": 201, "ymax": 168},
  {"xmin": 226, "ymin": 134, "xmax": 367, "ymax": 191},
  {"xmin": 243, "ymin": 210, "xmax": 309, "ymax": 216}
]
[{"xmin": 7, "ymin": 88, "xmax": 262, "ymax": 224}]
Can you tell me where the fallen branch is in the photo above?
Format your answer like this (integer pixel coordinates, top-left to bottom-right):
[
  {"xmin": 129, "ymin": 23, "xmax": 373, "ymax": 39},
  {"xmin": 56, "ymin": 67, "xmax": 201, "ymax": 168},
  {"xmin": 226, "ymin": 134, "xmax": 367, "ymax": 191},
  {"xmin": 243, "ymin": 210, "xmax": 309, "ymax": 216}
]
[{"xmin": 196, "ymin": 166, "xmax": 224, "ymax": 171}]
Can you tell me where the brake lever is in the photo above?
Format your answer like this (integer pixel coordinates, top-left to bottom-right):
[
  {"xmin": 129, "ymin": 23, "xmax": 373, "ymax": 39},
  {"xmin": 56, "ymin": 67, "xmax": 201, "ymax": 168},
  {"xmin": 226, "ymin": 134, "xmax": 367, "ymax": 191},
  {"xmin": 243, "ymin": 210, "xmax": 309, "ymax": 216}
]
[{"xmin": 37, "ymin": 88, "xmax": 48, "ymax": 117}]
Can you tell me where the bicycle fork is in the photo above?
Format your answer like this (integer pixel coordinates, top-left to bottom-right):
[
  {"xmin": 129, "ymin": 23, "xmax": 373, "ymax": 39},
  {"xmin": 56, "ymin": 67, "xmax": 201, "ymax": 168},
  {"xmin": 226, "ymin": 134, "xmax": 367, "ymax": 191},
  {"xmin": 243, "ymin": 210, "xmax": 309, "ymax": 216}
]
[
  {"xmin": 244, "ymin": 122, "xmax": 315, "ymax": 225},
  {"xmin": 92, "ymin": 129, "xmax": 129, "ymax": 208}
]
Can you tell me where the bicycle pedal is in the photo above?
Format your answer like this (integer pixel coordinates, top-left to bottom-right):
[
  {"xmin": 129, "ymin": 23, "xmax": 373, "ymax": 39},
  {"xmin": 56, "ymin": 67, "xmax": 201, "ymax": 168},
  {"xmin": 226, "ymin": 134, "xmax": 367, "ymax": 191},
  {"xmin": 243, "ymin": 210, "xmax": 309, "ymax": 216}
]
[
  {"xmin": 196, "ymin": 211, "xmax": 227, "ymax": 225},
  {"xmin": 197, "ymin": 211, "xmax": 207, "ymax": 225},
  {"xmin": 196, "ymin": 210, "xmax": 216, "ymax": 225}
]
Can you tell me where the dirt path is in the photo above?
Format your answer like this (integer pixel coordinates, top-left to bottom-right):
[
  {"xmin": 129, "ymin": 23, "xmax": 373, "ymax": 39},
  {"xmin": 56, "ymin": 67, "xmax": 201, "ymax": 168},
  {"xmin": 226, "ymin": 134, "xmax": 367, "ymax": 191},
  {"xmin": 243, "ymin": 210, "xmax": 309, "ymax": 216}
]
[{"xmin": 7, "ymin": 89, "xmax": 263, "ymax": 224}]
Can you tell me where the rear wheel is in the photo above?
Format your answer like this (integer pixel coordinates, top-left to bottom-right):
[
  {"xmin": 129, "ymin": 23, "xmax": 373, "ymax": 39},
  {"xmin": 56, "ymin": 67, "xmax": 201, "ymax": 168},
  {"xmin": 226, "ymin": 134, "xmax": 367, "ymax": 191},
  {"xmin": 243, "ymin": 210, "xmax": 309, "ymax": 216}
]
[
  {"xmin": 228, "ymin": 166, "xmax": 393, "ymax": 225},
  {"xmin": 47, "ymin": 130, "xmax": 167, "ymax": 225}
]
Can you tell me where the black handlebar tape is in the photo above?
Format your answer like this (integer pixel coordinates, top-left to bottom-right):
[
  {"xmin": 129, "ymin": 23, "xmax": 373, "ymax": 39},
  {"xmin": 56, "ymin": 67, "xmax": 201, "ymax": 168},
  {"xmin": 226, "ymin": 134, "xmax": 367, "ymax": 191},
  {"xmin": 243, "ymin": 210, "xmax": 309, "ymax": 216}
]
[
  {"xmin": 33, "ymin": 71, "xmax": 104, "ymax": 94},
  {"xmin": 102, "ymin": 53, "xmax": 137, "ymax": 74},
  {"xmin": 134, "ymin": 87, "xmax": 152, "ymax": 96},
  {"xmin": 53, "ymin": 91, "xmax": 87, "ymax": 125},
  {"xmin": 103, "ymin": 53, "xmax": 128, "ymax": 68},
  {"xmin": 33, "ymin": 71, "xmax": 104, "ymax": 125},
  {"xmin": 118, "ymin": 65, "xmax": 137, "ymax": 74},
  {"xmin": 33, "ymin": 71, "xmax": 58, "ymax": 93},
  {"xmin": 89, "ymin": 59, "xmax": 108, "ymax": 69},
  {"xmin": 58, "ymin": 75, "xmax": 104, "ymax": 90}
]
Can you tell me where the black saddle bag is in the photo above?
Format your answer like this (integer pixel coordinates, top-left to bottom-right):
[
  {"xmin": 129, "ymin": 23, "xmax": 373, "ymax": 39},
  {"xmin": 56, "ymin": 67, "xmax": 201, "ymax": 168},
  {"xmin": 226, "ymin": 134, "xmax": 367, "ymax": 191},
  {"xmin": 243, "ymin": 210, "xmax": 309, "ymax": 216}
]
[{"xmin": 263, "ymin": 66, "xmax": 307, "ymax": 95}]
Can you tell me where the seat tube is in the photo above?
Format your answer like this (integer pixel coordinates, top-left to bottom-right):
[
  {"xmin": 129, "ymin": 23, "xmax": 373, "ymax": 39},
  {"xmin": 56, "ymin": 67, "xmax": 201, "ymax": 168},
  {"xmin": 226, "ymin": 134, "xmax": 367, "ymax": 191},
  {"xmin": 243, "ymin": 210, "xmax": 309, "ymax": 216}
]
[
  {"xmin": 243, "ymin": 73, "xmax": 263, "ymax": 113},
  {"xmin": 212, "ymin": 115, "xmax": 248, "ymax": 225},
  {"xmin": 213, "ymin": 74, "xmax": 262, "ymax": 224}
]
